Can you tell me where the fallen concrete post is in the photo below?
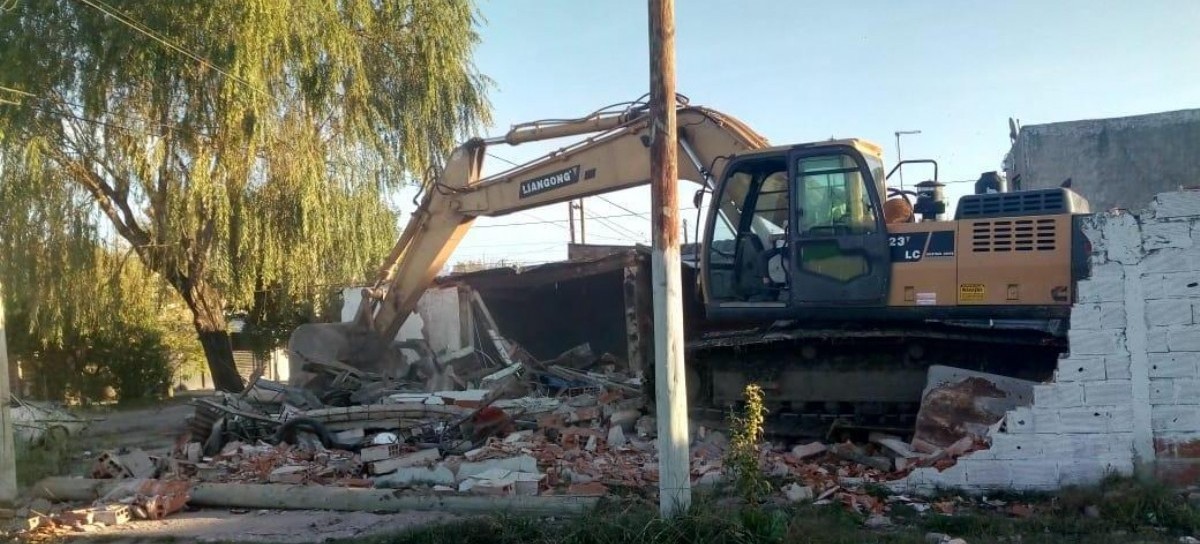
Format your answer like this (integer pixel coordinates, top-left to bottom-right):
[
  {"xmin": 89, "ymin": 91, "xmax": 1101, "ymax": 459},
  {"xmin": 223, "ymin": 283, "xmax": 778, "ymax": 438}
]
[{"xmin": 30, "ymin": 478, "xmax": 598, "ymax": 516}]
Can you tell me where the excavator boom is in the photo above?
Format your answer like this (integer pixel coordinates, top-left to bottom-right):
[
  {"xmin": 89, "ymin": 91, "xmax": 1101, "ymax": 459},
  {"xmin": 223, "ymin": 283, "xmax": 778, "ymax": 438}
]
[
  {"xmin": 289, "ymin": 98, "xmax": 768, "ymax": 374},
  {"xmin": 365, "ymin": 101, "xmax": 767, "ymax": 343}
]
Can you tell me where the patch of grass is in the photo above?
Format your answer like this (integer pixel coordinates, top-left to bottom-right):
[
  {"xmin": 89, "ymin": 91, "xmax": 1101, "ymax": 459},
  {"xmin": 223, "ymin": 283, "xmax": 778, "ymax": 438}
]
[
  {"xmin": 353, "ymin": 475, "xmax": 1197, "ymax": 544},
  {"xmin": 14, "ymin": 439, "xmax": 74, "ymax": 488}
]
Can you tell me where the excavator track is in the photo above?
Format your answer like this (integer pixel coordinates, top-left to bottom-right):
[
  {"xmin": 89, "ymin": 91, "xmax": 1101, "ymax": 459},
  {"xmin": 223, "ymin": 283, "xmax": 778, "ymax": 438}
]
[{"xmin": 681, "ymin": 322, "xmax": 1066, "ymax": 438}]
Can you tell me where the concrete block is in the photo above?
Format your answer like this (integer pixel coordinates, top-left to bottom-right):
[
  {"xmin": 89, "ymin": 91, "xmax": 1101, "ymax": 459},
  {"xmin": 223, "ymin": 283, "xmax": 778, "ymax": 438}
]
[
  {"xmin": 372, "ymin": 464, "xmax": 456, "ymax": 487},
  {"xmin": 1031, "ymin": 409, "xmax": 1063, "ymax": 434},
  {"xmin": 959, "ymin": 459, "xmax": 1013, "ymax": 487},
  {"xmin": 1148, "ymin": 327, "xmax": 1170, "ymax": 352},
  {"xmin": 1149, "ymin": 352, "xmax": 1199, "ymax": 378},
  {"xmin": 1058, "ymin": 407, "xmax": 1116, "ymax": 433},
  {"xmin": 1169, "ymin": 327, "xmax": 1200, "ymax": 352},
  {"xmin": 1106, "ymin": 214, "xmax": 1144, "ymax": 264},
  {"xmin": 1143, "ymin": 273, "xmax": 1168, "ymax": 300},
  {"xmin": 1034, "ymin": 383, "xmax": 1084, "ymax": 408},
  {"xmin": 1143, "ymin": 248, "xmax": 1200, "ymax": 274},
  {"xmin": 1069, "ymin": 329, "xmax": 1125, "ymax": 356},
  {"xmin": 1043, "ymin": 434, "xmax": 1107, "ymax": 458},
  {"xmin": 1070, "ymin": 303, "xmax": 1103, "ymax": 330},
  {"xmin": 1152, "ymin": 406, "xmax": 1200, "ymax": 432},
  {"xmin": 1101, "ymin": 303, "xmax": 1127, "ymax": 329},
  {"xmin": 986, "ymin": 434, "xmax": 1044, "ymax": 459},
  {"xmin": 1154, "ymin": 190, "xmax": 1200, "ymax": 219},
  {"xmin": 1106, "ymin": 355, "xmax": 1133, "ymax": 379},
  {"xmin": 1151, "ymin": 379, "xmax": 1176, "ymax": 404},
  {"xmin": 1009, "ymin": 460, "xmax": 1060, "ymax": 490},
  {"xmin": 1077, "ymin": 275, "xmax": 1125, "ymax": 303},
  {"xmin": 1147, "ymin": 299, "xmax": 1194, "ymax": 326},
  {"xmin": 907, "ymin": 465, "xmax": 967, "ymax": 489},
  {"xmin": 1091, "ymin": 262, "xmax": 1126, "ymax": 279},
  {"xmin": 1174, "ymin": 378, "xmax": 1200, "ymax": 404},
  {"xmin": 456, "ymin": 455, "xmax": 539, "ymax": 481},
  {"xmin": 1059, "ymin": 455, "xmax": 1135, "ymax": 486},
  {"xmin": 1084, "ymin": 381, "xmax": 1133, "ymax": 406},
  {"xmin": 1057, "ymin": 356, "xmax": 1108, "ymax": 381},
  {"xmin": 1005, "ymin": 407, "xmax": 1036, "ymax": 434},
  {"xmin": 1144, "ymin": 221, "xmax": 1195, "ymax": 250},
  {"xmin": 1164, "ymin": 272, "xmax": 1200, "ymax": 299},
  {"xmin": 1108, "ymin": 406, "xmax": 1135, "ymax": 432}
]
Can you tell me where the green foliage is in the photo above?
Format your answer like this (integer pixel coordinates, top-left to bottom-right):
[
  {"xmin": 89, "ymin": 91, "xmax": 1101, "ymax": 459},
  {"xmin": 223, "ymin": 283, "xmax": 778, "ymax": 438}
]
[
  {"xmin": 0, "ymin": 0, "xmax": 492, "ymax": 381},
  {"xmin": 93, "ymin": 322, "xmax": 174, "ymax": 402},
  {"xmin": 725, "ymin": 384, "xmax": 771, "ymax": 505}
]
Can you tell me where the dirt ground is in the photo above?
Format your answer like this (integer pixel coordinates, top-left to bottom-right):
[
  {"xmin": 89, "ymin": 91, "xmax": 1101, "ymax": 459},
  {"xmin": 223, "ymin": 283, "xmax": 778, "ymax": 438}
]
[
  {"xmin": 32, "ymin": 396, "xmax": 463, "ymax": 543},
  {"xmin": 64, "ymin": 509, "xmax": 462, "ymax": 543}
]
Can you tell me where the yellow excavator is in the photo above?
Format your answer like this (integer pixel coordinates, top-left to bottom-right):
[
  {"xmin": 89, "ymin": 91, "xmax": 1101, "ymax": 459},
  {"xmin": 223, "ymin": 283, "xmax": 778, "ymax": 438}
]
[{"xmin": 288, "ymin": 95, "xmax": 1092, "ymax": 427}]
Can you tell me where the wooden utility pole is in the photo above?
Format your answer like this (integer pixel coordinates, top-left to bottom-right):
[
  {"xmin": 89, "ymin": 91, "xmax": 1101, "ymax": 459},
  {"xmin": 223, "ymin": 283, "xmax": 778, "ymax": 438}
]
[
  {"xmin": 568, "ymin": 202, "xmax": 577, "ymax": 244},
  {"xmin": 0, "ymin": 281, "xmax": 17, "ymax": 504},
  {"xmin": 648, "ymin": 0, "xmax": 691, "ymax": 517},
  {"xmin": 578, "ymin": 200, "xmax": 586, "ymax": 243}
]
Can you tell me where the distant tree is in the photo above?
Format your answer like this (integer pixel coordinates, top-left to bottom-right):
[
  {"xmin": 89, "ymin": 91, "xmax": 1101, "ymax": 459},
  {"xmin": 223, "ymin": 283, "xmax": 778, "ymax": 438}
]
[
  {"xmin": 0, "ymin": 0, "xmax": 492, "ymax": 391},
  {"xmin": 449, "ymin": 259, "xmax": 520, "ymax": 275}
]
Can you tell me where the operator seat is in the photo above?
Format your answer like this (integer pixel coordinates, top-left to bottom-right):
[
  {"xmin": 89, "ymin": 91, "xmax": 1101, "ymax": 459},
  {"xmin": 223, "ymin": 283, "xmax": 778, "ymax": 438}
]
[{"xmin": 734, "ymin": 233, "xmax": 771, "ymax": 300}]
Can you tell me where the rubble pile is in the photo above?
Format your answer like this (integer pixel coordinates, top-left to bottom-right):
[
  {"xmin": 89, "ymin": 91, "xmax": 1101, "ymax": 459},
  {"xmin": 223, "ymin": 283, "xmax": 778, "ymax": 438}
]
[{"xmin": 8, "ymin": 333, "xmax": 1018, "ymax": 539}]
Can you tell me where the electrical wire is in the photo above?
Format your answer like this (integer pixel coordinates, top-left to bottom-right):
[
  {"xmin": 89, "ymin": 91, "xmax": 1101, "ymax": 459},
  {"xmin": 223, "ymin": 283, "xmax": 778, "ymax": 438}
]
[{"xmin": 75, "ymin": 0, "xmax": 271, "ymax": 99}]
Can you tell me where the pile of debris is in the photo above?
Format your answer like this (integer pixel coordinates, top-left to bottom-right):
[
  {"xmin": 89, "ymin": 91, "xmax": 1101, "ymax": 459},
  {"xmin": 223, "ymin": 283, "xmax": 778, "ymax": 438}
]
[
  {"xmin": 8, "ymin": 474, "xmax": 191, "ymax": 538},
  {"xmin": 11, "ymin": 332, "xmax": 1029, "ymax": 540}
]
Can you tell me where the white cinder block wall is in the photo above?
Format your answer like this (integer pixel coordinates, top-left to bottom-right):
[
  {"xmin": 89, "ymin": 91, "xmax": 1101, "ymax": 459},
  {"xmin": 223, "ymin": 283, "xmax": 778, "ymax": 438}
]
[{"xmin": 892, "ymin": 189, "xmax": 1200, "ymax": 493}]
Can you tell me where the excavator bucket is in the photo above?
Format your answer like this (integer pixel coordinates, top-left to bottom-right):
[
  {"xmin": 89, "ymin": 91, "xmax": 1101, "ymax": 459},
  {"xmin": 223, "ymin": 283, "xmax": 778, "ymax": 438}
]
[{"xmin": 285, "ymin": 321, "xmax": 406, "ymax": 388}]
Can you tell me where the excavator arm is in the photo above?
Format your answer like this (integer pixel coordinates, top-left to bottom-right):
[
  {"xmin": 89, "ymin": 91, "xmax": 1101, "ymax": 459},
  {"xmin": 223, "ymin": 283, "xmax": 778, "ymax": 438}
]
[{"xmin": 360, "ymin": 100, "xmax": 769, "ymax": 344}]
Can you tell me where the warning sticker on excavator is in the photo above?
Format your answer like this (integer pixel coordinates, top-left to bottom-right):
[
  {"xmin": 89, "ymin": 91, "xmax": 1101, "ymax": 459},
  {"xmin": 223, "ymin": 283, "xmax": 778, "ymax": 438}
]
[{"xmin": 959, "ymin": 283, "xmax": 986, "ymax": 302}]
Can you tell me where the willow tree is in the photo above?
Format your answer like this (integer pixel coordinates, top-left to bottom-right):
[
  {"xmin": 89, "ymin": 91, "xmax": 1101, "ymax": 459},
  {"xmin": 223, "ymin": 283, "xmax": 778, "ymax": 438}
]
[{"xmin": 0, "ymin": 1, "xmax": 491, "ymax": 392}]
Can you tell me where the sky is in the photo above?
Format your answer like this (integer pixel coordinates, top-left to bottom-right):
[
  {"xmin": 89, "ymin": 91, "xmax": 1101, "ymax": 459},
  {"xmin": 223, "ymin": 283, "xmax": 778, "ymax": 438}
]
[{"xmin": 424, "ymin": 0, "xmax": 1200, "ymax": 268}]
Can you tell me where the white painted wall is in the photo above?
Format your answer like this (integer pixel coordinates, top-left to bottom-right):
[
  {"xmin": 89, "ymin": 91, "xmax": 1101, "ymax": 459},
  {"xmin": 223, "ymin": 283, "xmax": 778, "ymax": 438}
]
[{"xmin": 891, "ymin": 189, "xmax": 1200, "ymax": 493}]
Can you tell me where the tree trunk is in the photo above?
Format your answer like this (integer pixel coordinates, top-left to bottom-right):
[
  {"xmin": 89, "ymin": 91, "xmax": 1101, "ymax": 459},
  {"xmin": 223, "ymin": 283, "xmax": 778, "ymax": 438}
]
[{"xmin": 179, "ymin": 280, "xmax": 245, "ymax": 393}]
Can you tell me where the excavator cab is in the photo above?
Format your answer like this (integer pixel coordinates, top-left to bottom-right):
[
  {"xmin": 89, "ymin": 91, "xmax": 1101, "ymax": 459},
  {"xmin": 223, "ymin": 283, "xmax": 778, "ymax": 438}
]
[{"xmin": 701, "ymin": 140, "xmax": 892, "ymax": 321}]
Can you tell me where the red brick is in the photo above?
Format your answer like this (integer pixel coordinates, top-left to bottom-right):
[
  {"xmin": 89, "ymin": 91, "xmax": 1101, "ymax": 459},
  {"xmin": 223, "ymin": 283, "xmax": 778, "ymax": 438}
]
[{"xmin": 1155, "ymin": 459, "xmax": 1200, "ymax": 486}]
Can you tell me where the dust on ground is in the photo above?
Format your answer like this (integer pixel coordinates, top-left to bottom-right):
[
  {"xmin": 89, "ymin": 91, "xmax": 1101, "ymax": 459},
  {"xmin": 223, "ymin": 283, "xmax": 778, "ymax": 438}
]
[
  {"xmin": 62, "ymin": 508, "xmax": 462, "ymax": 543},
  {"xmin": 42, "ymin": 396, "xmax": 462, "ymax": 543}
]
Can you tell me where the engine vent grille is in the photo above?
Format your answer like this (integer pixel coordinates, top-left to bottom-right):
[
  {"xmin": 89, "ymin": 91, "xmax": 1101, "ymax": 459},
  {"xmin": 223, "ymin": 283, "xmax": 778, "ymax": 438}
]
[
  {"xmin": 972, "ymin": 218, "xmax": 1057, "ymax": 252},
  {"xmin": 955, "ymin": 188, "xmax": 1090, "ymax": 220}
]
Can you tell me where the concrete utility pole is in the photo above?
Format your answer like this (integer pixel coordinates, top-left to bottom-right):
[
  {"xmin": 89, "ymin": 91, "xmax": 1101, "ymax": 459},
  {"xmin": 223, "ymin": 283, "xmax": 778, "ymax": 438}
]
[
  {"xmin": 0, "ymin": 281, "xmax": 17, "ymax": 504},
  {"xmin": 648, "ymin": 0, "xmax": 691, "ymax": 518}
]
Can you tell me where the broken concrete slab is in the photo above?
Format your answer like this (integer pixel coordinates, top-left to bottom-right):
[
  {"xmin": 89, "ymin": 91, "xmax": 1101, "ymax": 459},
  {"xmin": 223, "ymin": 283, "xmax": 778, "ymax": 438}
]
[
  {"xmin": 790, "ymin": 442, "xmax": 828, "ymax": 460},
  {"xmin": 455, "ymin": 455, "xmax": 539, "ymax": 482},
  {"xmin": 870, "ymin": 434, "xmax": 922, "ymax": 459},
  {"xmin": 913, "ymin": 365, "xmax": 1035, "ymax": 450},
  {"xmin": 782, "ymin": 483, "xmax": 814, "ymax": 502},
  {"xmin": 369, "ymin": 449, "xmax": 442, "ymax": 475},
  {"xmin": 607, "ymin": 426, "xmax": 627, "ymax": 448},
  {"xmin": 269, "ymin": 465, "xmax": 310, "ymax": 484},
  {"xmin": 373, "ymin": 465, "xmax": 457, "ymax": 488}
]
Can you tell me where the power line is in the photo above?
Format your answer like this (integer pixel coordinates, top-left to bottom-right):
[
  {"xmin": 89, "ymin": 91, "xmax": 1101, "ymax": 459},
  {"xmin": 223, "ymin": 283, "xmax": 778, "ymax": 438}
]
[
  {"xmin": 75, "ymin": 0, "xmax": 270, "ymax": 99},
  {"xmin": 584, "ymin": 209, "xmax": 645, "ymax": 240},
  {"xmin": 595, "ymin": 195, "xmax": 647, "ymax": 218}
]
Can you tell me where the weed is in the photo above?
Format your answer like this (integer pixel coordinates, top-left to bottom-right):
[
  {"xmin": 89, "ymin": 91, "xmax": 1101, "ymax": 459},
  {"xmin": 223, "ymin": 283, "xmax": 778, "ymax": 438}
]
[{"xmin": 724, "ymin": 383, "xmax": 770, "ymax": 506}]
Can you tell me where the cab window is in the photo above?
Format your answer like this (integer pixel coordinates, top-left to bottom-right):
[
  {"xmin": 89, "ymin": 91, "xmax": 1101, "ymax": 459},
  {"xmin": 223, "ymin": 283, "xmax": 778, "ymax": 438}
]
[{"xmin": 796, "ymin": 154, "xmax": 877, "ymax": 235}]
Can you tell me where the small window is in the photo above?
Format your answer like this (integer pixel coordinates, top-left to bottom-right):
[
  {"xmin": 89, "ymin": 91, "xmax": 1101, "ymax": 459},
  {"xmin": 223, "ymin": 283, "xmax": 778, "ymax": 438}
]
[{"xmin": 796, "ymin": 154, "xmax": 877, "ymax": 235}]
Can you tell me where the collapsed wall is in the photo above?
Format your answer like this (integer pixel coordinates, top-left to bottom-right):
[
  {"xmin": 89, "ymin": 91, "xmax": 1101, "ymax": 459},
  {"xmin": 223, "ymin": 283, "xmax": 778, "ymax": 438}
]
[{"xmin": 892, "ymin": 189, "xmax": 1200, "ymax": 492}]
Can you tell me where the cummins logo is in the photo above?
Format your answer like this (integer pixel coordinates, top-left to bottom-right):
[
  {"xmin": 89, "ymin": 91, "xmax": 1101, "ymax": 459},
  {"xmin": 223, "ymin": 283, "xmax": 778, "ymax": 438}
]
[{"xmin": 519, "ymin": 166, "xmax": 580, "ymax": 199}]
